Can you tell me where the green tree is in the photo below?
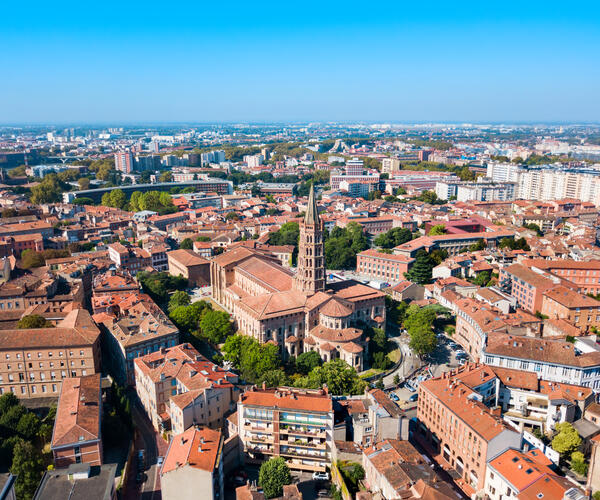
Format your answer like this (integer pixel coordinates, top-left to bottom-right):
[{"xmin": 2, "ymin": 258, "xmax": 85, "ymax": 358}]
[
  {"xmin": 296, "ymin": 351, "xmax": 322, "ymax": 375},
  {"xmin": 428, "ymin": 224, "xmax": 446, "ymax": 236},
  {"xmin": 417, "ymin": 190, "xmax": 439, "ymax": 204},
  {"xmin": 469, "ymin": 239, "xmax": 486, "ymax": 252},
  {"xmin": 16, "ymin": 412, "xmax": 41, "ymax": 440},
  {"xmin": 180, "ymin": 238, "xmax": 193, "ymax": 250},
  {"xmin": 199, "ymin": 310, "xmax": 232, "ymax": 344},
  {"xmin": 20, "ymin": 249, "xmax": 45, "ymax": 269},
  {"xmin": 168, "ymin": 290, "xmax": 191, "ymax": 312},
  {"xmin": 551, "ymin": 422, "xmax": 582, "ymax": 456},
  {"xmin": 471, "ymin": 271, "xmax": 491, "ymax": 287},
  {"xmin": 17, "ymin": 315, "xmax": 54, "ymax": 329},
  {"xmin": 457, "ymin": 166, "xmax": 476, "ymax": 181},
  {"xmin": 295, "ymin": 359, "xmax": 366, "ymax": 395},
  {"xmin": 78, "ymin": 177, "xmax": 91, "ymax": 190},
  {"xmin": 373, "ymin": 227, "xmax": 413, "ymax": 249},
  {"xmin": 348, "ymin": 463, "xmax": 365, "ymax": 484},
  {"xmin": 259, "ymin": 457, "xmax": 292, "ymax": 499},
  {"xmin": 160, "ymin": 171, "xmax": 172, "ymax": 182},
  {"xmin": 405, "ymin": 250, "xmax": 434, "ymax": 284},
  {"xmin": 570, "ymin": 451, "xmax": 588, "ymax": 476},
  {"xmin": 408, "ymin": 324, "xmax": 437, "ymax": 357},
  {"xmin": 169, "ymin": 301, "xmax": 210, "ymax": 332},
  {"xmin": 0, "ymin": 392, "xmax": 19, "ymax": 414},
  {"xmin": 259, "ymin": 369, "xmax": 289, "ymax": 388},
  {"xmin": 225, "ymin": 211, "xmax": 239, "ymax": 220},
  {"xmin": 10, "ymin": 440, "xmax": 44, "ymax": 500},
  {"xmin": 393, "ymin": 374, "xmax": 401, "ymax": 385},
  {"xmin": 222, "ymin": 334, "xmax": 281, "ymax": 383},
  {"xmin": 30, "ymin": 174, "xmax": 63, "ymax": 204}
]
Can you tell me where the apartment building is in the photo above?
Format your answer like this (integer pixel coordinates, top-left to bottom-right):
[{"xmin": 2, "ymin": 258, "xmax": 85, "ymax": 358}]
[
  {"xmin": 541, "ymin": 285, "xmax": 600, "ymax": 332},
  {"xmin": 362, "ymin": 439, "xmax": 456, "ymax": 500},
  {"xmin": 498, "ymin": 264, "xmax": 558, "ymax": 314},
  {"xmin": 416, "ymin": 371, "xmax": 522, "ymax": 496},
  {"xmin": 0, "ymin": 309, "xmax": 101, "ymax": 398},
  {"xmin": 34, "ymin": 463, "xmax": 117, "ymax": 500},
  {"xmin": 435, "ymin": 179, "xmax": 516, "ymax": 202},
  {"xmin": 523, "ymin": 259, "xmax": 600, "ymax": 296},
  {"xmin": 114, "ymin": 151, "xmax": 134, "ymax": 173},
  {"xmin": 107, "ymin": 242, "xmax": 151, "ymax": 275},
  {"xmin": 483, "ymin": 333, "xmax": 600, "ymax": 392},
  {"xmin": 96, "ymin": 293, "xmax": 179, "ymax": 385},
  {"xmin": 134, "ymin": 343, "xmax": 240, "ymax": 434},
  {"xmin": 237, "ymin": 386, "xmax": 334, "ymax": 473},
  {"xmin": 356, "ymin": 249, "xmax": 414, "ymax": 283},
  {"xmin": 51, "ymin": 374, "xmax": 102, "ymax": 468},
  {"xmin": 161, "ymin": 427, "xmax": 224, "ymax": 500},
  {"xmin": 485, "ymin": 448, "xmax": 585, "ymax": 500}
]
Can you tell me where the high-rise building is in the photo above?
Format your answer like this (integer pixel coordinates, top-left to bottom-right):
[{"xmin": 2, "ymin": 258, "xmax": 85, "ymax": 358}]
[
  {"xmin": 381, "ymin": 157, "xmax": 401, "ymax": 174},
  {"xmin": 293, "ymin": 185, "xmax": 325, "ymax": 295},
  {"xmin": 345, "ymin": 157, "xmax": 364, "ymax": 176},
  {"xmin": 114, "ymin": 151, "xmax": 134, "ymax": 173}
]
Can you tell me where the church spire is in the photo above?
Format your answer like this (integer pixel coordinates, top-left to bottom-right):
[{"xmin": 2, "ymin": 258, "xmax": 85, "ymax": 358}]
[{"xmin": 304, "ymin": 183, "xmax": 319, "ymax": 225}]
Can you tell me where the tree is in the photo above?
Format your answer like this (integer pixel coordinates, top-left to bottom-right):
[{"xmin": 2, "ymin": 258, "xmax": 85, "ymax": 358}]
[
  {"xmin": 471, "ymin": 271, "xmax": 491, "ymax": 287},
  {"xmin": 30, "ymin": 174, "xmax": 63, "ymax": 204},
  {"xmin": 375, "ymin": 379, "xmax": 384, "ymax": 390},
  {"xmin": 16, "ymin": 412, "xmax": 41, "ymax": 440},
  {"xmin": 428, "ymin": 224, "xmax": 446, "ymax": 236},
  {"xmin": 17, "ymin": 315, "xmax": 54, "ymax": 329},
  {"xmin": 347, "ymin": 463, "xmax": 365, "ymax": 484},
  {"xmin": 159, "ymin": 171, "xmax": 172, "ymax": 182},
  {"xmin": 296, "ymin": 351, "xmax": 322, "ymax": 375},
  {"xmin": 10, "ymin": 440, "xmax": 44, "ymax": 500},
  {"xmin": 570, "ymin": 451, "xmax": 588, "ymax": 476},
  {"xmin": 417, "ymin": 190, "xmax": 439, "ymax": 204},
  {"xmin": 404, "ymin": 250, "xmax": 434, "ymax": 284},
  {"xmin": 169, "ymin": 301, "xmax": 210, "ymax": 332},
  {"xmin": 469, "ymin": 239, "xmax": 486, "ymax": 252},
  {"xmin": 222, "ymin": 334, "xmax": 281, "ymax": 383},
  {"xmin": 180, "ymin": 238, "xmax": 193, "ymax": 250},
  {"xmin": 373, "ymin": 227, "xmax": 413, "ymax": 249},
  {"xmin": 393, "ymin": 374, "xmax": 401, "ymax": 385},
  {"xmin": 259, "ymin": 369, "xmax": 289, "ymax": 388},
  {"xmin": 78, "ymin": 177, "xmax": 91, "ymax": 190},
  {"xmin": 225, "ymin": 211, "xmax": 240, "ymax": 220},
  {"xmin": 295, "ymin": 359, "xmax": 366, "ymax": 395},
  {"xmin": 168, "ymin": 290, "xmax": 190, "ymax": 312},
  {"xmin": 199, "ymin": 310, "xmax": 232, "ymax": 344},
  {"xmin": 259, "ymin": 457, "xmax": 291, "ymax": 499},
  {"xmin": 0, "ymin": 392, "xmax": 19, "ymax": 414},
  {"xmin": 551, "ymin": 422, "xmax": 582, "ymax": 456},
  {"xmin": 408, "ymin": 324, "xmax": 437, "ymax": 357},
  {"xmin": 457, "ymin": 166, "xmax": 476, "ymax": 181},
  {"xmin": 20, "ymin": 249, "xmax": 45, "ymax": 269}
]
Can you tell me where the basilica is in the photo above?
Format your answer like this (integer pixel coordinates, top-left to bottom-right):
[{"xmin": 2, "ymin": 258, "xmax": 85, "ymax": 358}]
[{"xmin": 210, "ymin": 185, "xmax": 386, "ymax": 371}]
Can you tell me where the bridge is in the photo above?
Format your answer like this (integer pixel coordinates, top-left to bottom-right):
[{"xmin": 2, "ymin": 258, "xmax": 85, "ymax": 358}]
[{"xmin": 62, "ymin": 179, "xmax": 234, "ymax": 203}]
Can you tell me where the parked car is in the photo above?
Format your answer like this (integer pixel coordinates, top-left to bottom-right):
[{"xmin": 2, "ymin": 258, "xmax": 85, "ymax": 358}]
[
  {"xmin": 458, "ymin": 358, "xmax": 467, "ymax": 366},
  {"xmin": 313, "ymin": 471, "xmax": 330, "ymax": 481},
  {"xmin": 157, "ymin": 456, "xmax": 164, "ymax": 467},
  {"xmin": 408, "ymin": 393, "xmax": 419, "ymax": 402},
  {"xmin": 389, "ymin": 392, "xmax": 400, "ymax": 401},
  {"xmin": 136, "ymin": 472, "xmax": 146, "ymax": 485}
]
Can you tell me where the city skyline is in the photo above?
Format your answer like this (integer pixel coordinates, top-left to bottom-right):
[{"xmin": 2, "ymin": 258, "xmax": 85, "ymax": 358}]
[{"xmin": 2, "ymin": 0, "xmax": 599, "ymax": 123}]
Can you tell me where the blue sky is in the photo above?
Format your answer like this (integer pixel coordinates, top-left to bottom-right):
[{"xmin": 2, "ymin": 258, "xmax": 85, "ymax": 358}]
[{"xmin": 1, "ymin": 0, "xmax": 599, "ymax": 123}]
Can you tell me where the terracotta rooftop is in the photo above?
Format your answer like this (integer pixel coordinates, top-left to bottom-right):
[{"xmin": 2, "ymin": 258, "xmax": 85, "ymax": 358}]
[
  {"xmin": 240, "ymin": 387, "xmax": 333, "ymax": 413},
  {"xmin": 166, "ymin": 249, "xmax": 209, "ymax": 267},
  {"xmin": 51, "ymin": 374, "xmax": 101, "ymax": 449},
  {"xmin": 161, "ymin": 427, "xmax": 222, "ymax": 474}
]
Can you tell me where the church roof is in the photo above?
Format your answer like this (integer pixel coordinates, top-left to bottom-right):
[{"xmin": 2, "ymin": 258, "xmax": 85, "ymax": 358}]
[
  {"xmin": 309, "ymin": 325, "xmax": 363, "ymax": 343},
  {"xmin": 319, "ymin": 298, "xmax": 353, "ymax": 318}
]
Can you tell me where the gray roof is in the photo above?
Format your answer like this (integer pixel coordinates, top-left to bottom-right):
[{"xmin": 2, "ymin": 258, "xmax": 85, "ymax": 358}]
[
  {"xmin": 304, "ymin": 184, "xmax": 320, "ymax": 225},
  {"xmin": 33, "ymin": 464, "xmax": 117, "ymax": 500}
]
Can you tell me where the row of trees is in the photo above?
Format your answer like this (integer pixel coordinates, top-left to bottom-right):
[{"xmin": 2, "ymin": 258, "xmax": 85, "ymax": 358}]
[
  {"xmin": 100, "ymin": 189, "xmax": 178, "ymax": 215},
  {"xmin": 137, "ymin": 271, "xmax": 188, "ymax": 304},
  {"xmin": 221, "ymin": 334, "xmax": 367, "ymax": 395},
  {"xmin": 168, "ymin": 296, "xmax": 232, "ymax": 345}
]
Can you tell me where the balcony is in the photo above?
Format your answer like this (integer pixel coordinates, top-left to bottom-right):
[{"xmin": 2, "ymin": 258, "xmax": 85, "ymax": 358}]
[
  {"xmin": 244, "ymin": 423, "xmax": 273, "ymax": 433},
  {"xmin": 280, "ymin": 447, "xmax": 327, "ymax": 459},
  {"xmin": 281, "ymin": 438, "xmax": 327, "ymax": 450},
  {"xmin": 279, "ymin": 425, "xmax": 326, "ymax": 438},
  {"xmin": 248, "ymin": 434, "xmax": 274, "ymax": 445}
]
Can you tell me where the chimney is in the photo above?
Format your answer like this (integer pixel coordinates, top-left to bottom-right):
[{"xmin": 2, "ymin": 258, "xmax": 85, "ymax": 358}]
[{"xmin": 262, "ymin": 381, "xmax": 267, "ymax": 390}]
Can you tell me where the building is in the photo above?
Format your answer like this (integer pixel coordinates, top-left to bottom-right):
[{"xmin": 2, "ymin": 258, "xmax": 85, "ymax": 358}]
[
  {"xmin": 498, "ymin": 264, "xmax": 558, "ymax": 314},
  {"xmin": 541, "ymin": 285, "xmax": 600, "ymax": 333},
  {"xmin": 114, "ymin": 151, "xmax": 134, "ymax": 174},
  {"xmin": 33, "ymin": 463, "xmax": 117, "ymax": 500},
  {"xmin": 483, "ymin": 333, "xmax": 600, "ymax": 392},
  {"xmin": 134, "ymin": 343, "xmax": 240, "ymax": 434},
  {"xmin": 95, "ymin": 294, "xmax": 179, "ymax": 385},
  {"xmin": 484, "ymin": 448, "xmax": 584, "ymax": 500},
  {"xmin": 588, "ymin": 434, "xmax": 600, "ymax": 496},
  {"xmin": 381, "ymin": 158, "xmax": 401, "ymax": 174},
  {"xmin": 416, "ymin": 369, "xmax": 522, "ymax": 496},
  {"xmin": 107, "ymin": 243, "xmax": 151, "ymax": 275},
  {"xmin": 211, "ymin": 185, "xmax": 385, "ymax": 369},
  {"xmin": 237, "ymin": 386, "xmax": 334, "ymax": 472},
  {"xmin": 0, "ymin": 309, "xmax": 101, "ymax": 398},
  {"xmin": 435, "ymin": 179, "xmax": 516, "ymax": 202},
  {"xmin": 362, "ymin": 439, "xmax": 456, "ymax": 500},
  {"xmin": 522, "ymin": 259, "xmax": 600, "ymax": 296},
  {"xmin": 51, "ymin": 374, "xmax": 102, "ymax": 468},
  {"xmin": 161, "ymin": 427, "xmax": 224, "ymax": 500},
  {"xmin": 356, "ymin": 249, "xmax": 414, "ymax": 284},
  {"xmin": 244, "ymin": 154, "xmax": 264, "ymax": 167},
  {"xmin": 167, "ymin": 249, "xmax": 211, "ymax": 287}
]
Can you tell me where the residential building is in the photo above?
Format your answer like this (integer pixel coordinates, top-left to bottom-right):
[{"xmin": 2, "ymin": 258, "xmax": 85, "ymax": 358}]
[
  {"xmin": 51, "ymin": 374, "xmax": 102, "ymax": 468},
  {"xmin": 483, "ymin": 333, "xmax": 600, "ymax": 392},
  {"xmin": 541, "ymin": 285, "xmax": 600, "ymax": 333},
  {"xmin": 381, "ymin": 157, "xmax": 401, "ymax": 174},
  {"xmin": 362, "ymin": 439, "xmax": 456, "ymax": 500},
  {"xmin": 161, "ymin": 427, "xmax": 224, "ymax": 500},
  {"xmin": 33, "ymin": 463, "xmax": 117, "ymax": 500},
  {"xmin": 134, "ymin": 343, "xmax": 240, "ymax": 434},
  {"xmin": 498, "ymin": 264, "xmax": 558, "ymax": 314},
  {"xmin": 522, "ymin": 259, "xmax": 600, "ymax": 296},
  {"xmin": 356, "ymin": 249, "xmax": 414, "ymax": 283},
  {"xmin": 237, "ymin": 386, "xmax": 334, "ymax": 472},
  {"xmin": 416, "ymin": 370, "xmax": 522, "ymax": 496},
  {"xmin": 484, "ymin": 448, "xmax": 585, "ymax": 500},
  {"xmin": 0, "ymin": 309, "xmax": 101, "ymax": 398},
  {"xmin": 167, "ymin": 249, "xmax": 211, "ymax": 287},
  {"xmin": 114, "ymin": 151, "xmax": 134, "ymax": 174},
  {"xmin": 435, "ymin": 179, "xmax": 516, "ymax": 202},
  {"xmin": 95, "ymin": 293, "xmax": 179, "ymax": 385},
  {"xmin": 588, "ymin": 434, "xmax": 600, "ymax": 496},
  {"xmin": 107, "ymin": 243, "xmax": 151, "ymax": 275}
]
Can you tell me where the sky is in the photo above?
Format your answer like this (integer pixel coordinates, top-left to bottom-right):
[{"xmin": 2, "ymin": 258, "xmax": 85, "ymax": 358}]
[{"xmin": 1, "ymin": 0, "xmax": 599, "ymax": 124}]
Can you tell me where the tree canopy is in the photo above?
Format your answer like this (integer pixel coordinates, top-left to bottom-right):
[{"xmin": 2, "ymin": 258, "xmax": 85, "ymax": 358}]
[
  {"xmin": 198, "ymin": 310, "xmax": 232, "ymax": 344},
  {"xmin": 17, "ymin": 315, "xmax": 54, "ymax": 329},
  {"xmin": 259, "ymin": 457, "xmax": 292, "ymax": 499},
  {"xmin": 373, "ymin": 227, "xmax": 413, "ymax": 249},
  {"xmin": 551, "ymin": 422, "xmax": 582, "ymax": 456},
  {"xmin": 222, "ymin": 334, "xmax": 281, "ymax": 383},
  {"xmin": 404, "ymin": 250, "xmax": 434, "ymax": 284}
]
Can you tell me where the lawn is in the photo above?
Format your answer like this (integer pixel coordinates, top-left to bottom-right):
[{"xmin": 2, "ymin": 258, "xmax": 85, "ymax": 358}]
[{"xmin": 387, "ymin": 348, "xmax": 401, "ymax": 363}]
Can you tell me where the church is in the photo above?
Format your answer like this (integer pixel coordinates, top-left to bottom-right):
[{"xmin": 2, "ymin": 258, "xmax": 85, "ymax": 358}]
[{"xmin": 210, "ymin": 185, "xmax": 386, "ymax": 371}]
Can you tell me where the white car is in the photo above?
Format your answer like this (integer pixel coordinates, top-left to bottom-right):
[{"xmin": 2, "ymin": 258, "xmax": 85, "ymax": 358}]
[{"xmin": 312, "ymin": 472, "xmax": 330, "ymax": 481}]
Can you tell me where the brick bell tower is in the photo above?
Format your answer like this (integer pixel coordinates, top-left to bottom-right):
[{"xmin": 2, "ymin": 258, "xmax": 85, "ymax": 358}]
[{"xmin": 293, "ymin": 184, "xmax": 325, "ymax": 295}]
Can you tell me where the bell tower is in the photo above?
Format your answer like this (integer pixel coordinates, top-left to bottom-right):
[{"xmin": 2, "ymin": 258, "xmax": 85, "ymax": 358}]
[{"xmin": 294, "ymin": 184, "xmax": 325, "ymax": 295}]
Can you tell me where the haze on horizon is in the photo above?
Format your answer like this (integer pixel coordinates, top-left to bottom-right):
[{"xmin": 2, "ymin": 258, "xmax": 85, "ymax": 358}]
[{"xmin": 1, "ymin": 0, "xmax": 599, "ymax": 124}]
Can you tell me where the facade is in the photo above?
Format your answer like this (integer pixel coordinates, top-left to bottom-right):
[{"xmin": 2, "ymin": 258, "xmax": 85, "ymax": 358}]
[
  {"xmin": 161, "ymin": 427, "xmax": 224, "ymax": 500},
  {"xmin": 114, "ymin": 151, "xmax": 134, "ymax": 174},
  {"xmin": 483, "ymin": 333, "xmax": 600, "ymax": 392},
  {"xmin": 51, "ymin": 374, "xmax": 102, "ymax": 468},
  {"xmin": 416, "ymin": 369, "xmax": 522, "ymax": 496},
  {"xmin": 498, "ymin": 264, "xmax": 558, "ymax": 314},
  {"xmin": 134, "ymin": 343, "xmax": 240, "ymax": 434},
  {"xmin": 237, "ymin": 386, "xmax": 334, "ymax": 472},
  {"xmin": 523, "ymin": 259, "xmax": 600, "ymax": 296},
  {"xmin": 0, "ymin": 309, "xmax": 101, "ymax": 398},
  {"xmin": 435, "ymin": 179, "xmax": 516, "ymax": 202},
  {"xmin": 107, "ymin": 243, "xmax": 151, "ymax": 275},
  {"xmin": 167, "ymin": 249, "xmax": 211, "ymax": 287},
  {"xmin": 541, "ymin": 285, "xmax": 600, "ymax": 332},
  {"xmin": 356, "ymin": 249, "xmax": 414, "ymax": 283}
]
